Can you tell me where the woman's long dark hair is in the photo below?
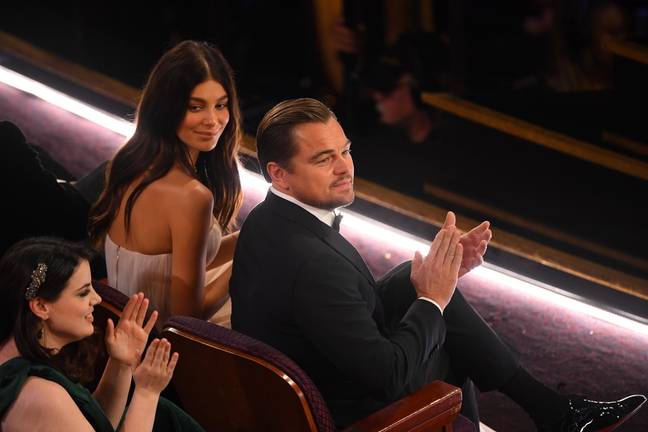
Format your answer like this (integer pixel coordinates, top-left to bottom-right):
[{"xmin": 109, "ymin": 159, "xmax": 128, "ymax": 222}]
[
  {"xmin": 0, "ymin": 237, "xmax": 100, "ymax": 383},
  {"xmin": 88, "ymin": 40, "xmax": 242, "ymax": 244}
]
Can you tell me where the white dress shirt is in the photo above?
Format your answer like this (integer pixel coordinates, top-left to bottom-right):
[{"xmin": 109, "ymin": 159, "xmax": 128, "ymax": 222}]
[{"xmin": 270, "ymin": 187, "xmax": 338, "ymax": 226}]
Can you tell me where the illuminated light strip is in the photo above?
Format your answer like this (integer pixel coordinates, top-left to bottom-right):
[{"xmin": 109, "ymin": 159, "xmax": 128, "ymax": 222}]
[
  {"xmin": 473, "ymin": 266, "xmax": 648, "ymax": 336},
  {"xmin": 341, "ymin": 210, "xmax": 432, "ymax": 255},
  {"xmin": 0, "ymin": 65, "xmax": 135, "ymax": 137},
  {"xmin": 342, "ymin": 206, "xmax": 648, "ymax": 336},
  {"xmin": 239, "ymin": 167, "xmax": 270, "ymax": 193},
  {"xmin": 3, "ymin": 65, "xmax": 648, "ymax": 338},
  {"xmin": 240, "ymin": 173, "xmax": 648, "ymax": 336}
]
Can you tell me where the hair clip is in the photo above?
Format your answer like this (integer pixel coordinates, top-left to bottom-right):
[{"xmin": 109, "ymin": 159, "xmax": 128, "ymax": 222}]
[{"xmin": 25, "ymin": 263, "xmax": 47, "ymax": 301}]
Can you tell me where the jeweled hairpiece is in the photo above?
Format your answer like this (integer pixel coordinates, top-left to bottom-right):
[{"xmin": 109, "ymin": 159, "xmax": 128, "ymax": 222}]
[{"xmin": 25, "ymin": 263, "xmax": 47, "ymax": 300}]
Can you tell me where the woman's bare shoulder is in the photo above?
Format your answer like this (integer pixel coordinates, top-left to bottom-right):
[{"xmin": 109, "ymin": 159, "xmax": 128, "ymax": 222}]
[
  {"xmin": 14, "ymin": 376, "xmax": 74, "ymax": 408},
  {"xmin": 143, "ymin": 169, "xmax": 214, "ymax": 212},
  {"xmin": 3, "ymin": 377, "xmax": 93, "ymax": 431},
  {"xmin": 152, "ymin": 170, "xmax": 214, "ymax": 227},
  {"xmin": 157, "ymin": 169, "xmax": 212, "ymax": 200}
]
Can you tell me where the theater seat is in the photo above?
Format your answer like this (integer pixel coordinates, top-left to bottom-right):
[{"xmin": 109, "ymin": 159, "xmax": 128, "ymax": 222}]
[
  {"xmin": 161, "ymin": 316, "xmax": 474, "ymax": 432},
  {"xmin": 93, "ymin": 280, "xmax": 130, "ymax": 322},
  {"xmin": 93, "ymin": 280, "xmax": 162, "ymax": 334},
  {"xmin": 85, "ymin": 281, "xmax": 131, "ymax": 391},
  {"xmin": 91, "ymin": 281, "xmax": 188, "ymax": 405}
]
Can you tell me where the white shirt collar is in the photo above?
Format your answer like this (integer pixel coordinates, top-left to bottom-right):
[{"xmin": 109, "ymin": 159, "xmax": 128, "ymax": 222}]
[{"xmin": 270, "ymin": 186, "xmax": 337, "ymax": 227}]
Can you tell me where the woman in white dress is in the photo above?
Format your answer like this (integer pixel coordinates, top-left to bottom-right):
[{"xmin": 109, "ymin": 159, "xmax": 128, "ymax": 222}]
[{"xmin": 89, "ymin": 40, "xmax": 242, "ymax": 328}]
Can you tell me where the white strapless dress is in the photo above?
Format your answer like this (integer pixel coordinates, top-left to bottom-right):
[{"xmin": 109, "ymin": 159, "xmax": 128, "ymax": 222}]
[{"xmin": 104, "ymin": 224, "xmax": 228, "ymax": 328}]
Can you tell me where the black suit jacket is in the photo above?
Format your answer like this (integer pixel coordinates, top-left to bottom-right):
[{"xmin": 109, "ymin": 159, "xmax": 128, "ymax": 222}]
[{"xmin": 230, "ymin": 192, "xmax": 448, "ymax": 426}]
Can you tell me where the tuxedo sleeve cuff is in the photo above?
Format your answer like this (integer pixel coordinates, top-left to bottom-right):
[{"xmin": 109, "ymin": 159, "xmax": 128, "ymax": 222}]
[{"xmin": 417, "ymin": 297, "xmax": 444, "ymax": 315}]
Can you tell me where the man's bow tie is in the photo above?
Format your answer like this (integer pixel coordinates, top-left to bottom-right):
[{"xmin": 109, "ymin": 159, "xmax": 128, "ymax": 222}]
[{"xmin": 332, "ymin": 212, "xmax": 343, "ymax": 232}]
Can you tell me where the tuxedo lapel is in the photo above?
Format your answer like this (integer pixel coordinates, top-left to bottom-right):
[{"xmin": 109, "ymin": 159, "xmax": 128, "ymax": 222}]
[
  {"xmin": 320, "ymin": 228, "xmax": 376, "ymax": 285},
  {"xmin": 265, "ymin": 192, "xmax": 376, "ymax": 285}
]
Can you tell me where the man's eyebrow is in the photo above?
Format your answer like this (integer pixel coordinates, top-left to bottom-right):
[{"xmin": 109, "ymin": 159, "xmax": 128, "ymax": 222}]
[
  {"xmin": 308, "ymin": 149, "xmax": 335, "ymax": 162},
  {"xmin": 308, "ymin": 140, "xmax": 352, "ymax": 162}
]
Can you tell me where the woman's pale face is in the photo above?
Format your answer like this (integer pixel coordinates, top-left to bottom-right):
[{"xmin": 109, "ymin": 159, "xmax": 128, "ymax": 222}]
[
  {"xmin": 176, "ymin": 79, "xmax": 230, "ymax": 164},
  {"xmin": 42, "ymin": 260, "xmax": 102, "ymax": 349}
]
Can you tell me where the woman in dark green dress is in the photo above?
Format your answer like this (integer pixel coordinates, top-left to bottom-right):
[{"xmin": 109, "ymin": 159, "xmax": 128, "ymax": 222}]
[{"xmin": 0, "ymin": 237, "xmax": 204, "ymax": 431}]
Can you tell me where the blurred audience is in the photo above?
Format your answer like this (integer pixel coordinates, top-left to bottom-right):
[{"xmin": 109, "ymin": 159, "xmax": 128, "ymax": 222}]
[
  {"xmin": 547, "ymin": 0, "xmax": 630, "ymax": 92},
  {"xmin": 348, "ymin": 31, "xmax": 456, "ymax": 196}
]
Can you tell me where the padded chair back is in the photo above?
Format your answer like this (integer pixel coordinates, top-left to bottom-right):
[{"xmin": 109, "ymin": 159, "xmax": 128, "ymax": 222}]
[
  {"xmin": 162, "ymin": 316, "xmax": 336, "ymax": 432},
  {"xmin": 94, "ymin": 280, "xmax": 129, "ymax": 324},
  {"xmin": 93, "ymin": 280, "xmax": 160, "ymax": 336},
  {"xmin": 90, "ymin": 281, "xmax": 181, "ymax": 403},
  {"xmin": 85, "ymin": 281, "xmax": 130, "ymax": 391}
]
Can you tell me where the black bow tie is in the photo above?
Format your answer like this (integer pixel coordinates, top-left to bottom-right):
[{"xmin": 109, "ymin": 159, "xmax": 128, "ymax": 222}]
[{"xmin": 332, "ymin": 212, "xmax": 343, "ymax": 232}]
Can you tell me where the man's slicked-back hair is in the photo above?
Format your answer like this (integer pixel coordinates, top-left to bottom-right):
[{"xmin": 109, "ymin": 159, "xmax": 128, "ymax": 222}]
[{"xmin": 256, "ymin": 98, "xmax": 336, "ymax": 182}]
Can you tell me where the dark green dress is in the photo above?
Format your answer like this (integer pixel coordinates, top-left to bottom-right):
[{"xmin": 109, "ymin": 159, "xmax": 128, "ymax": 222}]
[{"xmin": 0, "ymin": 357, "xmax": 205, "ymax": 432}]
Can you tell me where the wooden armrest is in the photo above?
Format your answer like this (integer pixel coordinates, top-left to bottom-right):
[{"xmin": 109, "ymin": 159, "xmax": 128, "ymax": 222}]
[{"xmin": 343, "ymin": 381, "xmax": 462, "ymax": 432}]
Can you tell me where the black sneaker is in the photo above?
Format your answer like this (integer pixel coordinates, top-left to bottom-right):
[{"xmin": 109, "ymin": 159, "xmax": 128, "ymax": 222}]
[{"xmin": 546, "ymin": 394, "xmax": 647, "ymax": 432}]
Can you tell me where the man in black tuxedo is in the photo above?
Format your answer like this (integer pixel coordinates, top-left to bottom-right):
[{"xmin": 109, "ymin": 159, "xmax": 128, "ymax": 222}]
[{"xmin": 229, "ymin": 98, "xmax": 645, "ymax": 431}]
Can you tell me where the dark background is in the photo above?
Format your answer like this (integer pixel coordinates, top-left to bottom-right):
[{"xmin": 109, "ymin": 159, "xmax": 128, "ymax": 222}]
[
  {"xmin": 1, "ymin": 0, "xmax": 647, "ymax": 274},
  {"xmin": 2, "ymin": 2, "xmax": 648, "ymax": 430},
  {"xmin": 3, "ymin": 1, "xmax": 645, "ymax": 132},
  {"xmin": 1, "ymin": 1, "xmax": 328, "ymax": 133}
]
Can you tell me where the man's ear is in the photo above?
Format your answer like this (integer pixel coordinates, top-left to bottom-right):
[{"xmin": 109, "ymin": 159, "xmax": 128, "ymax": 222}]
[
  {"xmin": 28, "ymin": 297, "xmax": 50, "ymax": 320},
  {"xmin": 266, "ymin": 162, "xmax": 290, "ymax": 191}
]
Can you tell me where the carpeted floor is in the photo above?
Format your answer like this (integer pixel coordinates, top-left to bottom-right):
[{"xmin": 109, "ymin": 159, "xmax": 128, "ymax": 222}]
[
  {"xmin": 2, "ymin": 82, "xmax": 647, "ymax": 431},
  {"xmin": 0, "ymin": 82, "xmax": 121, "ymax": 177}
]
